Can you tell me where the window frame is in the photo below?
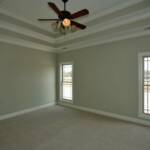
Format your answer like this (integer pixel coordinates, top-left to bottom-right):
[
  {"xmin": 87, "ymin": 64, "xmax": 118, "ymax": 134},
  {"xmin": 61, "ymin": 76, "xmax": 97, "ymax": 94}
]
[
  {"xmin": 138, "ymin": 52, "xmax": 150, "ymax": 120},
  {"xmin": 59, "ymin": 62, "xmax": 73, "ymax": 103}
]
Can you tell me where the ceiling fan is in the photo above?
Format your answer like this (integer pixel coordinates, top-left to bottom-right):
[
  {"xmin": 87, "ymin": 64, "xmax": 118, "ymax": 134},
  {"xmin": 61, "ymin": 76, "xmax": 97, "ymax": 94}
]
[{"xmin": 38, "ymin": 0, "xmax": 89, "ymax": 33}]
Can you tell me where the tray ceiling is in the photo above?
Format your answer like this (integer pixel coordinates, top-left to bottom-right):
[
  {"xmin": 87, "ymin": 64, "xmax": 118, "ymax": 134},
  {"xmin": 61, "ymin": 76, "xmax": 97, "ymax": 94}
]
[
  {"xmin": 0, "ymin": 0, "xmax": 126, "ymax": 30},
  {"xmin": 0, "ymin": 0, "xmax": 150, "ymax": 53}
]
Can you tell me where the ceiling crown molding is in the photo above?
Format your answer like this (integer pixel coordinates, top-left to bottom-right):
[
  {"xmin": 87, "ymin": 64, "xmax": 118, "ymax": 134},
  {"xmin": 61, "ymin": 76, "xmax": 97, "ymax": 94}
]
[
  {"xmin": 56, "ymin": 7, "xmax": 150, "ymax": 45},
  {"xmin": 0, "ymin": 7, "xmax": 57, "ymax": 52},
  {"xmin": 57, "ymin": 26, "xmax": 150, "ymax": 53},
  {"xmin": 0, "ymin": 7, "xmax": 56, "ymax": 37},
  {"xmin": 0, "ymin": 34, "xmax": 56, "ymax": 52},
  {"xmin": 0, "ymin": 20, "xmax": 55, "ymax": 45}
]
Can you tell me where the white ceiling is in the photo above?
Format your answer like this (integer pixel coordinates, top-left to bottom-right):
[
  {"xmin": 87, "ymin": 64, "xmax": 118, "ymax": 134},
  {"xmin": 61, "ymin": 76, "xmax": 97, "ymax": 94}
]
[
  {"xmin": 0, "ymin": 0, "xmax": 127, "ymax": 30},
  {"xmin": 0, "ymin": 0, "xmax": 150, "ymax": 53}
]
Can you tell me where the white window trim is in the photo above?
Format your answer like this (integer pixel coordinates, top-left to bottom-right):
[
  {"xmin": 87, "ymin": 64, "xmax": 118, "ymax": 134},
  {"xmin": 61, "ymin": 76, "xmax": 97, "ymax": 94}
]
[
  {"xmin": 59, "ymin": 62, "xmax": 73, "ymax": 103},
  {"xmin": 138, "ymin": 52, "xmax": 150, "ymax": 120}
]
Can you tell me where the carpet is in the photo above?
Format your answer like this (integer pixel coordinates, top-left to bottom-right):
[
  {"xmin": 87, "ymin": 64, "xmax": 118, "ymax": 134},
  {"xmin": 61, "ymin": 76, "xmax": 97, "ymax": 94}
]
[{"xmin": 0, "ymin": 105, "xmax": 150, "ymax": 150}]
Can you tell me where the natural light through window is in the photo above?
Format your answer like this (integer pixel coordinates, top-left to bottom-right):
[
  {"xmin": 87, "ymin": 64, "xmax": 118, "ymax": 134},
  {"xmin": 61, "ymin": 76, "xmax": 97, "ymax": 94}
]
[
  {"xmin": 144, "ymin": 57, "xmax": 150, "ymax": 114},
  {"xmin": 60, "ymin": 63, "xmax": 73, "ymax": 101},
  {"xmin": 139, "ymin": 53, "xmax": 150, "ymax": 119}
]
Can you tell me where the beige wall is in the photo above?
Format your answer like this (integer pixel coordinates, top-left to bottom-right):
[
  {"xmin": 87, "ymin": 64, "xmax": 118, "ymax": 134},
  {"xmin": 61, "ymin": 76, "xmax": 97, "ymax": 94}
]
[
  {"xmin": 0, "ymin": 42, "xmax": 56, "ymax": 115},
  {"xmin": 57, "ymin": 35, "xmax": 150, "ymax": 119}
]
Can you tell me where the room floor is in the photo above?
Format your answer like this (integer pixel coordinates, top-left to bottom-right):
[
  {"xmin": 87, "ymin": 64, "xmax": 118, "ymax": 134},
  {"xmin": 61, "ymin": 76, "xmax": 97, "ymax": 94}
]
[{"xmin": 0, "ymin": 105, "xmax": 150, "ymax": 150}]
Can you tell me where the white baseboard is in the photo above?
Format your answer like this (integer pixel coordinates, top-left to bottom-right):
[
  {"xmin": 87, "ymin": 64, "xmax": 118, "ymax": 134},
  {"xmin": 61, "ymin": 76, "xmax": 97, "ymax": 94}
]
[
  {"xmin": 0, "ymin": 101, "xmax": 56, "ymax": 121},
  {"xmin": 58, "ymin": 102, "xmax": 150, "ymax": 127}
]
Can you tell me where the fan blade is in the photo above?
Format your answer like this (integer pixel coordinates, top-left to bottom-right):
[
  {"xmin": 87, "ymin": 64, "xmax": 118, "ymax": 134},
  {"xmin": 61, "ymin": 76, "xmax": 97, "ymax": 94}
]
[
  {"xmin": 71, "ymin": 21, "xmax": 86, "ymax": 29},
  {"xmin": 38, "ymin": 19, "xmax": 60, "ymax": 21},
  {"xmin": 48, "ymin": 2, "xmax": 63, "ymax": 18},
  {"xmin": 71, "ymin": 9, "xmax": 89, "ymax": 19}
]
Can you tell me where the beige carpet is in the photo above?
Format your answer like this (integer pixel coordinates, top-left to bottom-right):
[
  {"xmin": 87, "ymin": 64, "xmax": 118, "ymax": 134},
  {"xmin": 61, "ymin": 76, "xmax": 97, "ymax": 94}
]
[{"xmin": 0, "ymin": 105, "xmax": 150, "ymax": 150}]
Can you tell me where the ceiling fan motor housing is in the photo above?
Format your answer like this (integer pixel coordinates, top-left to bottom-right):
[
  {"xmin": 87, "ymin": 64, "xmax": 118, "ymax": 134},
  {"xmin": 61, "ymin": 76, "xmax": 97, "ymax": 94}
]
[{"xmin": 59, "ymin": 11, "xmax": 72, "ymax": 20}]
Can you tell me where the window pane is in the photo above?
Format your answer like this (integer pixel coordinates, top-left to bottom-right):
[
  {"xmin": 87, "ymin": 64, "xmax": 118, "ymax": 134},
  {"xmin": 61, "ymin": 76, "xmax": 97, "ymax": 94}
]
[
  {"xmin": 144, "ymin": 57, "xmax": 150, "ymax": 114},
  {"xmin": 63, "ymin": 82, "xmax": 72, "ymax": 100},
  {"xmin": 62, "ymin": 65, "xmax": 72, "ymax": 82},
  {"xmin": 62, "ymin": 64, "xmax": 72, "ymax": 100}
]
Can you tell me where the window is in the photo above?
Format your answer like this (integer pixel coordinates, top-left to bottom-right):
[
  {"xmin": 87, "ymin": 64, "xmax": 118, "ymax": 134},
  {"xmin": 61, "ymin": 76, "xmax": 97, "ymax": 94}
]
[
  {"xmin": 60, "ymin": 63, "xmax": 73, "ymax": 102},
  {"xmin": 139, "ymin": 53, "xmax": 150, "ymax": 119}
]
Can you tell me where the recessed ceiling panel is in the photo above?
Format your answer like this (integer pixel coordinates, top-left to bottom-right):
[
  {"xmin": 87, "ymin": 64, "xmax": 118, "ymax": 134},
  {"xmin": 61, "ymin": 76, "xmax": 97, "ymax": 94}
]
[{"xmin": 0, "ymin": 0, "xmax": 127, "ymax": 31}]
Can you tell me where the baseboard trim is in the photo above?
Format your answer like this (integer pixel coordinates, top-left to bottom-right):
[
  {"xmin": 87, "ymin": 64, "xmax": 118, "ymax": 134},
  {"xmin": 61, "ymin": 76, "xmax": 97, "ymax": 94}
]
[
  {"xmin": 0, "ymin": 102, "xmax": 56, "ymax": 121},
  {"xmin": 58, "ymin": 102, "xmax": 150, "ymax": 127}
]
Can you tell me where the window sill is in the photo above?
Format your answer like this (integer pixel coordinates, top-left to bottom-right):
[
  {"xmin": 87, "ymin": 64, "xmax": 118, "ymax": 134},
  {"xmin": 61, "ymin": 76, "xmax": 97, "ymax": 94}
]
[
  {"xmin": 138, "ymin": 113, "xmax": 150, "ymax": 120},
  {"xmin": 60, "ymin": 99, "xmax": 73, "ymax": 104}
]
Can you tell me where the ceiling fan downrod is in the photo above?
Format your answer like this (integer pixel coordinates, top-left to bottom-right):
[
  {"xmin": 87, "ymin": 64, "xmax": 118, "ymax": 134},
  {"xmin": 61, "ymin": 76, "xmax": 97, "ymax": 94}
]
[{"xmin": 62, "ymin": 0, "xmax": 69, "ymax": 11}]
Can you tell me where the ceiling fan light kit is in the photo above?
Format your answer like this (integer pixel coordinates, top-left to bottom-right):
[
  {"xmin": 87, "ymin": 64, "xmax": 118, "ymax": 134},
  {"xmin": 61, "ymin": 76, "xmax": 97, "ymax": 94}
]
[
  {"xmin": 51, "ymin": 21, "xmax": 78, "ymax": 34},
  {"xmin": 62, "ymin": 18, "xmax": 71, "ymax": 27},
  {"xmin": 38, "ymin": 0, "xmax": 89, "ymax": 35}
]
